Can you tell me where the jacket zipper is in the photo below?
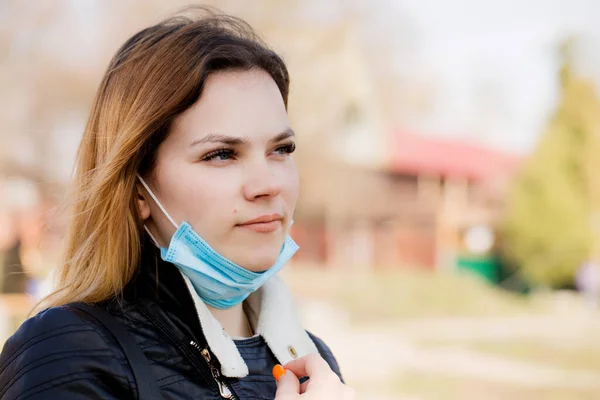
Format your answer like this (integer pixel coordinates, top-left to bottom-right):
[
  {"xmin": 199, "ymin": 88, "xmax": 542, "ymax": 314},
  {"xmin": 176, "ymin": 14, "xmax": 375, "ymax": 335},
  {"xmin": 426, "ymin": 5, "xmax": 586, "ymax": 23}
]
[
  {"xmin": 136, "ymin": 304, "xmax": 237, "ymax": 399},
  {"xmin": 190, "ymin": 340, "xmax": 237, "ymax": 400}
]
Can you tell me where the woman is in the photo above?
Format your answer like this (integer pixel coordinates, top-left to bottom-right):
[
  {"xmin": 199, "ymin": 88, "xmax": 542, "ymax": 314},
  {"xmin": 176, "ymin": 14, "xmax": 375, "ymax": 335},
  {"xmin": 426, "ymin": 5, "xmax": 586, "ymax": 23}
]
[{"xmin": 0, "ymin": 8, "xmax": 354, "ymax": 400}]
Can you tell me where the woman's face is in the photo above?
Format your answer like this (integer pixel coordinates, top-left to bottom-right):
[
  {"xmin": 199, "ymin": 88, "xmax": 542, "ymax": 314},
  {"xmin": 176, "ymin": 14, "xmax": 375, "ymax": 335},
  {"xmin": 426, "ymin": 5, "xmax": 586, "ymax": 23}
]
[{"xmin": 138, "ymin": 69, "xmax": 298, "ymax": 272}]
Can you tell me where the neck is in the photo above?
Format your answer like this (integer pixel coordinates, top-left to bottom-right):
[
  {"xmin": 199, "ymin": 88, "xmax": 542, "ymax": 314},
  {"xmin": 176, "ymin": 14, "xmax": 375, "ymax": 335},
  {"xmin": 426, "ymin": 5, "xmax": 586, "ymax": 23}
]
[{"xmin": 207, "ymin": 302, "xmax": 253, "ymax": 339}]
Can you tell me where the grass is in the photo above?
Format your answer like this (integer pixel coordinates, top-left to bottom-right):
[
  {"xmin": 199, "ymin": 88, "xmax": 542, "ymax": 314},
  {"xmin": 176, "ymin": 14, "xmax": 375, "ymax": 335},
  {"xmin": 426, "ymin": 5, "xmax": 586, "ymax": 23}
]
[
  {"xmin": 283, "ymin": 263, "xmax": 544, "ymax": 323},
  {"xmin": 284, "ymin": 264, "xmax": 600, "ymax": 399},
  {"xmin": 391, "ymin": 372, "xmax": 600, "ymax": 400},
  {"xmin": 403, "ymin": 339, "xmax": 600, "ymax": 399},
  {"xmin": 447, "ymin": 340, "xmax": 600, "ymax": 373}
]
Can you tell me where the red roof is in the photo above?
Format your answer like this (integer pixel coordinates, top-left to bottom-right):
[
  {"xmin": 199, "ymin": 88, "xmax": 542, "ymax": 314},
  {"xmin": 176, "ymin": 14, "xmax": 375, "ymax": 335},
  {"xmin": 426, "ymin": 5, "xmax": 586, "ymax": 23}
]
[{"xmin": 390, "ymin": 133, "xmax": 523, "ymax": 182}]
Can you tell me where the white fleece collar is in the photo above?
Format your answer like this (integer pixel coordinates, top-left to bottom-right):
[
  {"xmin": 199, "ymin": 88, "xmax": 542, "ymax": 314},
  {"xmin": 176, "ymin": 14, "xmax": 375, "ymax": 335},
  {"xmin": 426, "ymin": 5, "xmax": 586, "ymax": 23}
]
[{"xmin": 179, "ymin": 271, "xmax": 319, "ymax": 378}]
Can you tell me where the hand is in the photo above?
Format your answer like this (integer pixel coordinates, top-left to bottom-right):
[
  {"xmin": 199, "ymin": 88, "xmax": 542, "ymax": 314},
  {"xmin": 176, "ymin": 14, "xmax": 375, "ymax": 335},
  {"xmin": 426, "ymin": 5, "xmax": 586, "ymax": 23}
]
[{"xmin": 274, "ymin": 353, "xmax": 355, "ymax": 399}]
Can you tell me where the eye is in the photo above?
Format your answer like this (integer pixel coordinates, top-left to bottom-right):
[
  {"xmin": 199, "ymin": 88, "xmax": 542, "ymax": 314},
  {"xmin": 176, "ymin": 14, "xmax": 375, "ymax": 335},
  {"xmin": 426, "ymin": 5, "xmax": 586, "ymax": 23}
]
[
  {"xmin": 273, "ymin": 142, "xmax": 296, "ymax": 155},
  {"xmin": 202, "ymin": 148, "xmax": 237, "ymax": 162}
]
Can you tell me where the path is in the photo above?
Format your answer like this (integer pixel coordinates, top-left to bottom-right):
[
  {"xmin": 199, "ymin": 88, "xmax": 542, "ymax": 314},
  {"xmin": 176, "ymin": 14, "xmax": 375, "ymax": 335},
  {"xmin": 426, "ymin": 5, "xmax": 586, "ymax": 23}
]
[{"xmin": 297, "ymin": 300, "xmax": 600, "ymax": 399}]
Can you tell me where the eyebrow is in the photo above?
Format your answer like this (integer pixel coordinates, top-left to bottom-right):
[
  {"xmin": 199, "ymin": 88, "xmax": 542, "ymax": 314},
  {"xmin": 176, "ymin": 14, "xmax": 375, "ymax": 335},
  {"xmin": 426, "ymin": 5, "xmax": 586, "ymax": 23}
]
[
  {"xmin": 188, "ymin": 128, "xmax": 295, "ymax": 148},
  {"xmin": 270, "ymin": 128, "xmax": 295, "ymax": 143}
]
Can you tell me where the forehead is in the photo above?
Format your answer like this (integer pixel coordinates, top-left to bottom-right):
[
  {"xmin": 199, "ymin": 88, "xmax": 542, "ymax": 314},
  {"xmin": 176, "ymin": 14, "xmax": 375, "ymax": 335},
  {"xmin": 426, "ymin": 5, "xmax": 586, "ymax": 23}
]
[{"xmin": 170, "ymin": 69, "xmax": 290, "ymax": 144}]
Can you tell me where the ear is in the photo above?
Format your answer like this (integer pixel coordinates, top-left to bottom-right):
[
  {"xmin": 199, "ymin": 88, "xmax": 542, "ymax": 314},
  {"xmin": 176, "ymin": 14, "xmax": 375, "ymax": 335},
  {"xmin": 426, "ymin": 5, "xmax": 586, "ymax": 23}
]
[{"xmin": 136, "ymin": 183, "xmax": 151, "ymax": 221}]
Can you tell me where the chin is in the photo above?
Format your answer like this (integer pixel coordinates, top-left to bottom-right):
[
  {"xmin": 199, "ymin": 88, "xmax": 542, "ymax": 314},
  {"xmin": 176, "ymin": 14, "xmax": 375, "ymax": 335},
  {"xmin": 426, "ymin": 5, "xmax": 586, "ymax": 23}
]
[
  {"xmin": 227, "ymin": 235, "xmax": 287, "ymax": 272},
  {"xmin": 240, "ymin": 254, "xmax": 280, "ymax": 273}
]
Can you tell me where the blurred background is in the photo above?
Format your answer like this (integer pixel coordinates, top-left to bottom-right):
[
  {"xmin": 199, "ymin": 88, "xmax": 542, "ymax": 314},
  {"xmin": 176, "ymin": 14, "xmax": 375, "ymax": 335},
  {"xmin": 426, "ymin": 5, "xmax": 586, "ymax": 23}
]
[{"xmin": 2, "ymin": 0, "xmax": 600, "ymax": 398}]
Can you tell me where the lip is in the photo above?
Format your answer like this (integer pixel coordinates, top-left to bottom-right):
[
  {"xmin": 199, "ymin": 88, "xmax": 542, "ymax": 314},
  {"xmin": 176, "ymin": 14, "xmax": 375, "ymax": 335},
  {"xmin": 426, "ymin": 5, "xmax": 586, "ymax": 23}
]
[{"xmin": 237, "ymin": 214, "xmax": 283, "ymax": 233}]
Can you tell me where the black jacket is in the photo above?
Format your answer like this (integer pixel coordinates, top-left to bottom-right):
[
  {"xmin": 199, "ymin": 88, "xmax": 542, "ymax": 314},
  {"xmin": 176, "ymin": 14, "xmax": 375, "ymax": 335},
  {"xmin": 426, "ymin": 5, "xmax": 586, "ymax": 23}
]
[{"xmin": 0, "ymin": 252, "xmax": 342, "ymax": 399}]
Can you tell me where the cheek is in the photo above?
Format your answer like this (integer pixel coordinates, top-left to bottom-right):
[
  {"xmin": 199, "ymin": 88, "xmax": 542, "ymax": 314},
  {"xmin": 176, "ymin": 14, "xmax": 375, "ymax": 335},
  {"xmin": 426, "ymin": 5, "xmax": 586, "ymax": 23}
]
[
  {"xmin": 189, "ymin": 176, "xmax": 240, "ymax": 214},
  {"xmin": 281, "ymin": 164, "xmax": 300, "ymax": 210}
]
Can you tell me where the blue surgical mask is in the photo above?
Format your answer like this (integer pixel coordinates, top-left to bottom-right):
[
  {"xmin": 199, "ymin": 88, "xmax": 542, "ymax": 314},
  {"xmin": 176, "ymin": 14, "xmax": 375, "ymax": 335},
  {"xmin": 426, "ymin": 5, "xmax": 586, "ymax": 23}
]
[{"xmin": 137, "ymin": 175, "xmax": 299, "ymax": 309}]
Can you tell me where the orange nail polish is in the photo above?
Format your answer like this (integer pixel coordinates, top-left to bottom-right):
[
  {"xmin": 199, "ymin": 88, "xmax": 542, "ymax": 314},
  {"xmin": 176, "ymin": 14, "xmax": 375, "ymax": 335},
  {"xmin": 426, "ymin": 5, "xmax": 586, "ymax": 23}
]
[{"xmin": 272, "ymin": 364, "xmax": 286, "ymax": 381}]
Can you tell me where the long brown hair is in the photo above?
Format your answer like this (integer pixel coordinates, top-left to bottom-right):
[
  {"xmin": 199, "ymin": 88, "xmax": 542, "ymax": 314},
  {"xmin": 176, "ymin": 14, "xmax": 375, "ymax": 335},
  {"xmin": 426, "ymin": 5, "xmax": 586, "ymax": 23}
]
[{"xmin": 40, "ymin": 7, "xmax": 290, "ymax": 309}]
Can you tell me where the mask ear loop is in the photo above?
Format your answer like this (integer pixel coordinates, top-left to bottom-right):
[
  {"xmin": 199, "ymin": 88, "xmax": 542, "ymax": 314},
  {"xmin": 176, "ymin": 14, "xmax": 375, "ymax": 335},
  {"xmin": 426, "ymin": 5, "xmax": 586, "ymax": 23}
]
[
  {"xmin": 143, "ymin": 225, "xmax": 161, "ymax": 248},
  {"xmin": 136, "ymin": 174, "xmax": 179, "ymax": 248}
]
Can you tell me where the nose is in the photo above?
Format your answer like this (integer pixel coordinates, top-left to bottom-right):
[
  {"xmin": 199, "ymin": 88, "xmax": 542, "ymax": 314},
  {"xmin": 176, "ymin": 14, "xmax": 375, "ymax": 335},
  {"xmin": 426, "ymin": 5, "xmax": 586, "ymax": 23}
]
[{"xmin": 242, "ymin": 159, "xmax": 281, "ymax": 200}]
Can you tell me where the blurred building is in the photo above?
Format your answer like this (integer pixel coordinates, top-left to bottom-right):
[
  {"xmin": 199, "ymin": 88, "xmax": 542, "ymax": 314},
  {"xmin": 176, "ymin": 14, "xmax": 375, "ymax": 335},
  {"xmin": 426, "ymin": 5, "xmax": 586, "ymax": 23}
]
[
  {"xmin": 257, "ymin": 4, "xmax": 527, "ymax": 272},
  {"xmin": 292, "ymin": 132, "xmax": 522, "ymax": 270}
]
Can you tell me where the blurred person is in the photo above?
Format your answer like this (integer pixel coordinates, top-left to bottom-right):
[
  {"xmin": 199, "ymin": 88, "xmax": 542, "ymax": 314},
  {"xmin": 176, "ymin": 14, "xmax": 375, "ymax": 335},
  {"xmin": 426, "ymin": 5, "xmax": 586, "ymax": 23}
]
[
  {"xmin": 17, "ymin": 203, "xmax": 65, "ymax": 302},
  {"xmin": 0, "ymin": 238, "xmax": 26, "ymax": 294},
  {"xmin": 0, "ymin": 213, "xmax": 27, "ymax": 294},
  {"xmin": 0, "ymin": 7, "xmax": 353, "ymax": 400},
  {"xmin": 576, "ymin": 259, "xmax": 600, "ymax": 308},
  {"xmin": 19, "ymin": 236, "xmax": 54, "ymax": 301}
]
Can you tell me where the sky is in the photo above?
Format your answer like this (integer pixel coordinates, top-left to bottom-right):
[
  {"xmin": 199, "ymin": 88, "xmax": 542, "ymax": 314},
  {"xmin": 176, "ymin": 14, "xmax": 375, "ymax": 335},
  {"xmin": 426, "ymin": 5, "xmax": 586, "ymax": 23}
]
[
  {"xmin": 42, "ymin": 0, "xmax": 600, "ymax": 157},
  {"xmin": 10, "ymin": 0, "xmax": 600, "ymax": 184},
  {"xmin": 384, "ymin": 0, "xmax": 600, "ymax": 154}
]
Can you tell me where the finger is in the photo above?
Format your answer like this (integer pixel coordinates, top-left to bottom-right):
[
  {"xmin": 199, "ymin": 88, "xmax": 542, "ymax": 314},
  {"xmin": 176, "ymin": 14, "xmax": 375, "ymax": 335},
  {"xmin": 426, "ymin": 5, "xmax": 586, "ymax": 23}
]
[
  {"xmin": 275, "ymin": 368, "xmax": 300, "ymax": 399},
  {"xmin": 272, "ymin": 364, "xmax": 286, "ymax": 382},
  {"xmin": 283, "ymin": 353, "xmax": 332, "ymax": 381},
  {"xmin": 299, "ymin": 379, "xmax": 309, "ymax": 394}
]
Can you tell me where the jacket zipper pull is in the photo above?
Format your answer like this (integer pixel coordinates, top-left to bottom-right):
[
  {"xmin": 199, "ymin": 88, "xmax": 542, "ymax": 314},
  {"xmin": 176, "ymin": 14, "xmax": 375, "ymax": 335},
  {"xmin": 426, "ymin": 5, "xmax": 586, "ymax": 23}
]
[{"xmin": 190, "ymin": 341, "xmax": 234, "ymax": 399}]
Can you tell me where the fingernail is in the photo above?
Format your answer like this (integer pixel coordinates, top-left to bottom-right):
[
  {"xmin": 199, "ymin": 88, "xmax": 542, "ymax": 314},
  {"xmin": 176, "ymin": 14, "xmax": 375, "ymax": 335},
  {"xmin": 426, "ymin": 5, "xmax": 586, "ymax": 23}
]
[{"xmin": 272, "ymin": 364, "xmax": 286, "ymax": 382}]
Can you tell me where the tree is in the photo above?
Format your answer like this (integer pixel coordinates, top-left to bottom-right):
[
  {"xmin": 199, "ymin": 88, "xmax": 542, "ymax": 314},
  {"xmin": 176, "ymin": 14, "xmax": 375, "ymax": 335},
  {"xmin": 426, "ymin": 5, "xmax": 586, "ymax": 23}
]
[{"xmin": 500, "ymin": 42, "xmax": 600, "ymax": 288}]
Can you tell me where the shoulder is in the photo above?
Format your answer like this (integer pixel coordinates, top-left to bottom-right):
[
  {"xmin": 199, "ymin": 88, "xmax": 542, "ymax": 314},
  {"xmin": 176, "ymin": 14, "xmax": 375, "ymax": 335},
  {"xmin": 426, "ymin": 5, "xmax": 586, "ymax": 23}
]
[
  {"xmin": 0, "ymin": 305, "xmax": 132, "ymax": 400},
  {"xmin": 1, "ymin": 304, "xmax": 115, "ymax": 359},
  {"xmin": 306, "ymin": 331, "xmax": 345, "ymax": 383}
]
